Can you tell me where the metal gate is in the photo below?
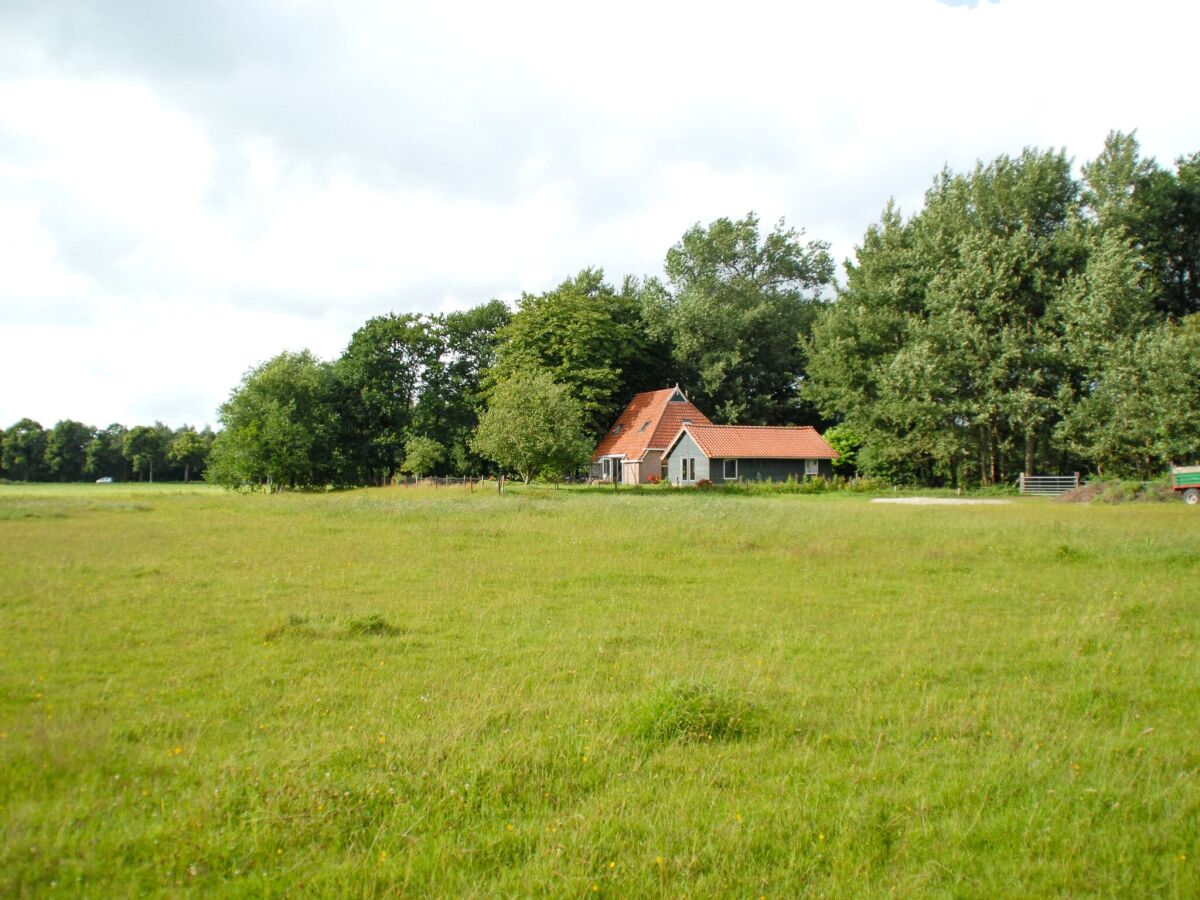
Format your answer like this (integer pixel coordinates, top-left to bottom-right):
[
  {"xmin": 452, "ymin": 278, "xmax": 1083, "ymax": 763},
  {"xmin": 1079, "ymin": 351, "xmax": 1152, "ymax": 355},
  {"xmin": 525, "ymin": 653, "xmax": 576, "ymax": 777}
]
[{"xmin": 1018, "ymin": 473, "xmax": 1080, "ymax": 496}]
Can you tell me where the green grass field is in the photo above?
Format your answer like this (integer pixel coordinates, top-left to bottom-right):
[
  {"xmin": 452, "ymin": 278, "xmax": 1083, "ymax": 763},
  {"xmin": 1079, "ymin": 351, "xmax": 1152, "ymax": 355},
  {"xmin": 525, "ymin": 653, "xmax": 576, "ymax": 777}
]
[{"xmin": 1, "ymin": 483, "xmax": 1197, "ymax": 897}]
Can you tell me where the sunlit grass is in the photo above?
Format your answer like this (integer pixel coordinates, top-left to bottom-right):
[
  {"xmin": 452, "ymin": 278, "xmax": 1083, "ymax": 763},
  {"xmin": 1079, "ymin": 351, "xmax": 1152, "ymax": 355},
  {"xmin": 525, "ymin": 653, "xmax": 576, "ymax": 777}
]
[{"xmin": 1, "ymin": 483, "xmax": 1197, "ymax": 896}]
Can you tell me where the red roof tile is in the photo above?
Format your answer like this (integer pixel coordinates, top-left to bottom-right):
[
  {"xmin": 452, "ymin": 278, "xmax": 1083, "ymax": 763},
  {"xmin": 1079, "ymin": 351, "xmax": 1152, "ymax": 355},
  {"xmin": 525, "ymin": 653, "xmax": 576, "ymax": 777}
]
[
  {"xmin": 669, "ymin": 424, "xmax": 838, "ymax": 459},
  {"xmin": 591, "ymin": 388, "xmax": 712, "ymax": 462}
]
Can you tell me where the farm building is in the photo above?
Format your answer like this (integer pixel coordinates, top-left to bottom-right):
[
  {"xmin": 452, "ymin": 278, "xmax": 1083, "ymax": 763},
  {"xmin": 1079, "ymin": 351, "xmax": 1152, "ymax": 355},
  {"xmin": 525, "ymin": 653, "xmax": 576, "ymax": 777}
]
[
  {"xmin": 590, "ymin": 387, "xmax": 711, "ymax": 483},
  {"xmin": 662, "ymin": 422, "xmax": 838, "ymax": 484}
]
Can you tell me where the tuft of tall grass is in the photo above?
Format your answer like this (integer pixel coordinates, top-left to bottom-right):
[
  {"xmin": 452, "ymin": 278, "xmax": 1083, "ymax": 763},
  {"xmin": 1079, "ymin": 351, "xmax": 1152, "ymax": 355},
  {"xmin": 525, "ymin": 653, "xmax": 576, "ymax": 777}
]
[
  {"xmin": 630, "ymin": 680, "xmax": 758, "ymax": 744},
  {"xmin": 263, "ymin": 612, "xmax": 400, "ymax": 640}
]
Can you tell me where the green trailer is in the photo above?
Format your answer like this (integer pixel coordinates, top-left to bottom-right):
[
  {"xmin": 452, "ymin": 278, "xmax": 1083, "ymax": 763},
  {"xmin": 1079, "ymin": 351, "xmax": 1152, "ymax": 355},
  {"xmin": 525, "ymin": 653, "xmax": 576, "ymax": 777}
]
[{"xmin": 1171, "ymin": 465, "xmax": 1200, "ymax": 505}]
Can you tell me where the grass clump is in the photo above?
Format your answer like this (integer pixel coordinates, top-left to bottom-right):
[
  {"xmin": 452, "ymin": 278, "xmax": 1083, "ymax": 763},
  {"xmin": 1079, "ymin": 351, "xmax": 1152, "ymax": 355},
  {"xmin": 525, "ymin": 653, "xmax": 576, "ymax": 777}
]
[
  {"xmin": 631, "ymin": 680, "xmax": 758, "ymax": 744},
  {"xmin": 344, "ymin": 613, "xmax": 399, "ymax": 636},
  {"xmin": 264, "ymin": 612, "xmax": 399, "ymax": 640}
]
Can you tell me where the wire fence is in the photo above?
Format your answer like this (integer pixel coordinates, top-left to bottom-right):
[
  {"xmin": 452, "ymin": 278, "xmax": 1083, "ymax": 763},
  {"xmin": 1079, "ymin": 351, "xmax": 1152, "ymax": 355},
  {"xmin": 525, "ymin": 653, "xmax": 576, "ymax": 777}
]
[{"xmin": 394, "ymin": 476, "xmax": 489, "ymax": 490}]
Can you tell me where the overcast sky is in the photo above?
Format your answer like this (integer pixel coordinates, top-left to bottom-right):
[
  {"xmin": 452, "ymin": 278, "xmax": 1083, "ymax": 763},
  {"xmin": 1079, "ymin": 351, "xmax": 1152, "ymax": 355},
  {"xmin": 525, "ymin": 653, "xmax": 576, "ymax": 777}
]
[{"xmin": 2, "ymin": 0, "xmax": 1198, "ymax": 429}]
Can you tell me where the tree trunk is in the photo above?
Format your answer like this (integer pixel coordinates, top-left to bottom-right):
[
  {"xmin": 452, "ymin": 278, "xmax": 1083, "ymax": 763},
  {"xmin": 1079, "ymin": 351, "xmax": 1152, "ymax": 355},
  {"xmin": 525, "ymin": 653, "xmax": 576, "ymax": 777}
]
[
  {"xmin": 184, "ymin": 463, "xmax": 190, "ymax": 484},
  {"xmin": 1024, "ymin": 432, "xmax": 1036, "ymax": 477},
  {"xmin": 979, "ymin": 428, "xmax": 990, "ymax": 486}
]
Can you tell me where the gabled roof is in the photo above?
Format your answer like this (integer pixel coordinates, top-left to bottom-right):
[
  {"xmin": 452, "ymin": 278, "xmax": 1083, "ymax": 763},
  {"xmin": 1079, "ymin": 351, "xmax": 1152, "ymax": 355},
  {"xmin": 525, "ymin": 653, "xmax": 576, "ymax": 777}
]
[
  {"xmin": 591, "ymin": 387, "xmax": 712, "ymax": 462},
  {"xmin": 664, "ymin": 423, "xmax": 838, "ymax": 460}
]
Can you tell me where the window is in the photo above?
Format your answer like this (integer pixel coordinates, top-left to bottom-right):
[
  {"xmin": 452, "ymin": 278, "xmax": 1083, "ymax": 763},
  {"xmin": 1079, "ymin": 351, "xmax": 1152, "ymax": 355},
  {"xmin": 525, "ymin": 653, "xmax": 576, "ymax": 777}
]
[
  {"xmin": 805, "ymin": 459, "xmax": 819, "ymax": 476},
  {"xmin": 602, "ymin": 459, "xmax": 611, "ymax": 479},
  {"xmin": 610, "ymin": 424, "xmax": 622, "ymax": 435},
  {"xmin": 678, "ymin": 457, "xmax": 694, "ymax": 482},
  {"xmin": 638, "ymin": 420, "xmax": 650, "ymax": 433},
  {"xmin": 723, "ymin": 459, "xmax": 737, "ymax": 480}
]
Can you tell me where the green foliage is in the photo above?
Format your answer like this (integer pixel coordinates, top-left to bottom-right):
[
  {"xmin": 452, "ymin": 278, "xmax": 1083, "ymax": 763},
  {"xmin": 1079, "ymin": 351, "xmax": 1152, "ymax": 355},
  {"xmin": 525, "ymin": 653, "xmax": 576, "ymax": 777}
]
[
  {"xmin": 1085, "ymin": 131, "xmax": 1200, "ymax": 320},
  {"xmin": 822, "ymin": 423, "xmax": 863, "ymax": 476},
  {"xmin": 630, "ymin": 681, "xmax": 757, "ymax": 744},
  {"xmin": 167, "ymin": 427, "xmax": 211, "ymax": 484},
  {"xmin": 85, "ymin": 424, "xmax": 128, "ymax": 481},
  {"xmin": 122, "ymin": 424, "xmax": 170, "ymax": 483},
  {"xmin": 713, "ymin": 474, "xmax": 888, "ymax": 495},
  {"xmin": 334, "ymin": 313, "xmax": 442, "ymax": 484},
  {"xmin": 488, "ymin": 269, "xmax": 667, "ymax": 439},
  {"xmin": 1057, "ymin": 319, "xmax": 1200, "ymax": 476},
  {"xmin": 806, "ymin": 142, "xmax": 1200, "ymax": 486},
  {"xmin": 471, "ymin": 371, "xmax": 591, "ymax": 483},
  {"xmin": 399, "ymin": 435, "xmax": 445, "ymax": 479},
  {"xmin": 331, "ymin": 302, "xmax": 512, "ymax": 481},
  {"xmin": 650, "ymin": 212, "xmax": 834, "ymax": 424},
  {"xmin": 1, "ymin": 419, "xmax": 47, "ymax": 482},
  {"xmin": 208, "ymin": 350, "xmax": 339, "ymax": 490},
  {"xmin": 426, "ymin": 300, "xmax": 512, "ymax": 474},
  {"xmin": 44, "ymin": 420, "xmax": 93, "ymax": 482}
]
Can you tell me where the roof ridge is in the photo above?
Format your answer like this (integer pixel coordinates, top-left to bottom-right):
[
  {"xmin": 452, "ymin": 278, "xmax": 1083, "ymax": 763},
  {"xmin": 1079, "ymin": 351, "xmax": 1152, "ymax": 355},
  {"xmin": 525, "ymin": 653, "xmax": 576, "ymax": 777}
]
[{"xmin": 690, "ymin": 423, "xmax": 818, "ymax": 430}]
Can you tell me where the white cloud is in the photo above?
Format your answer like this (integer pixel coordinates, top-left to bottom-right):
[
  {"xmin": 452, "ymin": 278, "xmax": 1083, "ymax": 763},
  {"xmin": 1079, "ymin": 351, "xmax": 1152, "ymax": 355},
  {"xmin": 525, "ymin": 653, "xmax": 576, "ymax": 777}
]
[{"xmin": 1, "ymin": 0, "xmax": 1198, "ymax": 428}]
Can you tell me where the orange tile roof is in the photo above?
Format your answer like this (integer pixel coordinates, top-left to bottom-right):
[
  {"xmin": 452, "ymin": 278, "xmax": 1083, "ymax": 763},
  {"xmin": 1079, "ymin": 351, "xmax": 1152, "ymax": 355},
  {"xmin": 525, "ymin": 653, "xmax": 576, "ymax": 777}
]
[
  {"xmin": 669, "ymin": 424, "xmax": 838, "ymax": 459},
  {"xmin": 591, "ymin": 388, "xmax": 712, "ymax": 462}
]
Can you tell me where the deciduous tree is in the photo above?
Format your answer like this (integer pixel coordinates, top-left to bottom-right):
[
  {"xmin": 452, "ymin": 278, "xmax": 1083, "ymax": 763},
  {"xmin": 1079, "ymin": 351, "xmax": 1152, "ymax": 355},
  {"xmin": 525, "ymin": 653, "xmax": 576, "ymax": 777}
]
[
  {"xmin": 123, "ymin": 425, "xmax": 168, "ymax": 482},
  {"xmin": 45, "ymin": 419, "xmax": 93, "ymax": 482},
  {"xmin": 489, "ymin": 269, "xmax": 668, "ymax": 439},
  {"xmin": 208, "ymin": 350, "xmax": 338, "ymax": 490},
  {"xmin": 471, "ymin": 371, "xmax": 591, "ymax": 484},
  {"xmin": 399, "ymin": 435, "xmax": 445, "ymax": 479},
  {"xmin": 1, "ymin": 419, "xmax": 47, "ymax": 482},
  {"xmin": 168, "ymin": 427, "xmax": 210, "ymax": 483},
  {"xmin": 649, "ymin": 213, "xmax": 834, "ymax": 424},
  {"xmin": 334, "ymin": 314, "xmax": 441, "ymax": 484}
]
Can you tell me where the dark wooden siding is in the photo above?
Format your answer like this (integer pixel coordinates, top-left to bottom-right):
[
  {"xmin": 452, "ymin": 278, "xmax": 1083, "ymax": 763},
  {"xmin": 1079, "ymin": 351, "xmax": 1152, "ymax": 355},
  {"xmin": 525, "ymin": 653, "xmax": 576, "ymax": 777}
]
[{"xmin": 711, "ymin": 457, "xmax": 833, "ymax": 483}]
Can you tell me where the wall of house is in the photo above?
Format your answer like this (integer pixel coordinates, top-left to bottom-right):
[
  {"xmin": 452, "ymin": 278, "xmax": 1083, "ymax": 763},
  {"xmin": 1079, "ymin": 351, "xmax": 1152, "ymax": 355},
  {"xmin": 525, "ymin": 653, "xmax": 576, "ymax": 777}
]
[
  {"xmin": 621, "ymin": 458, "xmax": 640, "ymax": 484},
  {"xmin": 710, "ymin": 458, "xmax": 834, "ymax": 483},
  {"xmin": 642, "ymin": 450, "xmax": 664, "ymax": 482},
  {"xmin": 665, "ymin": 433, "xmax": 710, "ymax": 484}
]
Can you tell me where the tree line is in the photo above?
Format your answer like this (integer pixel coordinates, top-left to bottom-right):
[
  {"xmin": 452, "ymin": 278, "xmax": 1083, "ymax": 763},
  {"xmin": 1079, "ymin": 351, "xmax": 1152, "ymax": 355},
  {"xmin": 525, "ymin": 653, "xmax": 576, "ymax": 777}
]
[
  {"xmin": 0, "ymin": 420, "xmax": 214, "ymax": 483},
  {"xmin": 203, "ymin": 211, "xmax": 837, "ymax": 489},
  {"xmin": 807, "ymin": 132, "xmax": 1200, "ymax": 484},
  {"xmin": 7, "ymin": 131, "xmax": 1197, "ymax": 488}
]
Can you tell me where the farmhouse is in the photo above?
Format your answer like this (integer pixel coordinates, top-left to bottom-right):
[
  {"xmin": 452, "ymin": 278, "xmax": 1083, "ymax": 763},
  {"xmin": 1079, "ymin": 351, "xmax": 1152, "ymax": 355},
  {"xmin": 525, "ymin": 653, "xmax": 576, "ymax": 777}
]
[
  {"xmin": 663, "ymin": 422, "xmax": 838, "ymax": 484},
  {"xmin": 590, "ymin": 387, "xmax": 711, "ymax": 483},
  {"xmin": 593, "ymin": 387, "xmax": 839, "ymax": 485}
]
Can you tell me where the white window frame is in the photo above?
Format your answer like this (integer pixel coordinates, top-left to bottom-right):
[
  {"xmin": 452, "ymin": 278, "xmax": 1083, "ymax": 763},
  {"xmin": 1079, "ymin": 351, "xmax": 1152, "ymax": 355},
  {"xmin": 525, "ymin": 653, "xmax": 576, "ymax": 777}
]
[
  {"xmin": 680, "ymin": 456, "xmax": 696, "ymax": 482},
  {"xmin": 805, "ymin": 459, "xmax": 819, "ymax": 476},
  {"xmin": 723, "ymin": 459, "xmax": 738, "ymax": 480}
]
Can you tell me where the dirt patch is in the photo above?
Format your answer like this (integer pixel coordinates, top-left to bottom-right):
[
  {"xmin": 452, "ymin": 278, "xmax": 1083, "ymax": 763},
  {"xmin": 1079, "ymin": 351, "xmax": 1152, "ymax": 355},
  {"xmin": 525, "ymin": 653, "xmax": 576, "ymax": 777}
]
[
  {"xmin": 869, "ymin": 497, "xmax": 1012, "ymax": 506},
  {"xmin": 1056, "ymin": 483, "xmax": 1106, "ymax": 504},
  {"xmin": 1055, "ymin": 481, "xmax": 1174, "ymax": 504}
]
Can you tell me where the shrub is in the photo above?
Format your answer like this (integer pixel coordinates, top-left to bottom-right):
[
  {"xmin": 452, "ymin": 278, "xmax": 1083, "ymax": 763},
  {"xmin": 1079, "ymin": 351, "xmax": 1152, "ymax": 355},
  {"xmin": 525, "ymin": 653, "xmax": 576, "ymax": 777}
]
[
  {"xmin": 646, "ymin": 474, "xmax": 661, "ymax": 484},
  {"xmin": 695, "ymin": 479, "xmax": 715, "ymax": 490}
]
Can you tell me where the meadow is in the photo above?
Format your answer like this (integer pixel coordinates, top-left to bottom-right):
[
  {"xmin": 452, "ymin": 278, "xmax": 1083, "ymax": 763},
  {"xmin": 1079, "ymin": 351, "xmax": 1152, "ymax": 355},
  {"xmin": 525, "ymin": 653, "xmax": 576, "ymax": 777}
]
[{"xmin": 1, "ymin": 483, "xmax": 1197, "ymax": 897}]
